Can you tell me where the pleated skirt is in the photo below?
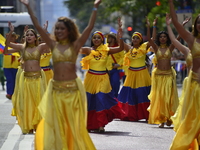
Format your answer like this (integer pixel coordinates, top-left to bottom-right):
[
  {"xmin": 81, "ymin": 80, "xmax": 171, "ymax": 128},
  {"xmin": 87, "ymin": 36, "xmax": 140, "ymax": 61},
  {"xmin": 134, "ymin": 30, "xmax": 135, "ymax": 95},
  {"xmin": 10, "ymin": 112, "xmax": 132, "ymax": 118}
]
[
  {"xmin": 170, "ymin": 71, "xmax": 200, "ymax": 150},
  {"xmin": 35, "ymin": 78, "xmax": 96, "ymax": 150},
  {"xmin": 148, "ymin": 67, "xmax": 179, "ymax": 124},
  {"xmin": 84, "ymin": 70, "xmax": 125, "ymax": 130},
  {"xmin": 118, "ymin": 66, "xmax": 151, "ymax": 121}
]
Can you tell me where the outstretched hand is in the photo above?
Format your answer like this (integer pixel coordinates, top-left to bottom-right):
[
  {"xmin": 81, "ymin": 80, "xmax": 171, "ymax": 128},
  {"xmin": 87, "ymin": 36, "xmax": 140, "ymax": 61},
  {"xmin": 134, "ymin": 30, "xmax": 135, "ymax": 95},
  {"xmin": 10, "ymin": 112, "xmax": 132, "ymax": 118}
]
[
  {"xmin": 153, "ymin": 17, "xmax": 158, "ymax": 26},
  {"xmin": 8, "ymin": 22, "xmax": 14, "ymax": 32},
  {"xmin": 43, "ymin": 21, "xmax": 48, "ymax": 31},
  {"xmin": 94, "ymin": 0, "xmax": 101, "ymax": 8},
  {"xmin": 182, "ymin": 17, "xmax": 191, "ymax": 26},
  {"xmin": 146, "ymin": 17, "xmax": 150, "ymax": 27},
  {"xmin": 165, "ymin": 13, "xmax": 172, "ymax": 25},
  {"xmin": 117, "ymin": 17, "xmax": 123, "ymax": 38}
]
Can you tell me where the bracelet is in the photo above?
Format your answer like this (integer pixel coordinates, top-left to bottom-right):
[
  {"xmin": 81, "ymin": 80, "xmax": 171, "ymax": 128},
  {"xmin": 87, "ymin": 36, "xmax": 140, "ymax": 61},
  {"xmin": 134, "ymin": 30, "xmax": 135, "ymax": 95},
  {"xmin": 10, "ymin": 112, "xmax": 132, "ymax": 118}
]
[
  {"xmin": 153, "ymin": 26, "xmax": 156, "ymax": 28},
  {"xmin": 93, "ymin": 7, "xmax": 97, "ymax": 11}
]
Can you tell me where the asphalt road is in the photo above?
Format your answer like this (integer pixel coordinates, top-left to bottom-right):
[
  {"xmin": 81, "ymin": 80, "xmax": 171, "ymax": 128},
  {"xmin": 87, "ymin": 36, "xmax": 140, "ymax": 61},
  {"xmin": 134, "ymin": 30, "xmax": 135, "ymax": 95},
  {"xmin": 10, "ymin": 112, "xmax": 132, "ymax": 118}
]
[{"xmin": 0, "ymin": 79, "xmax": 181, "ymax": 150}]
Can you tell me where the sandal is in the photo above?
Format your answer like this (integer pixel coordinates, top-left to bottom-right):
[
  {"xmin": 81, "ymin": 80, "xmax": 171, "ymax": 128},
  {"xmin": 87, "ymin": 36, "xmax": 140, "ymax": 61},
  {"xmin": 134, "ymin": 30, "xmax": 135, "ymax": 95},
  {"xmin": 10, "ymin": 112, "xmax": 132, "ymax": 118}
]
[
  {"xmin": 158, "ymin": 123, "xmax": 164, "ymax": 128},
  {"xmin": 166, "ymin": 119, "xmax": 172, "ymax": 126}
]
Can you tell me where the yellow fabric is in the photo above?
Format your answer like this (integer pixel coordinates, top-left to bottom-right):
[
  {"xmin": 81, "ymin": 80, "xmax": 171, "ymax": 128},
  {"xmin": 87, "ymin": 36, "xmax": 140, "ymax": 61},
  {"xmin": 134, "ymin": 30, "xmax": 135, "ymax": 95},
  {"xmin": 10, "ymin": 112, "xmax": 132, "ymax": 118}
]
[
  {"xmin": 11, "ymin": 66, "xmax": 23, "ymax": 116},
  {"xmin": 52, "ymin": 44, "xmax": 77, "ymax": 64},
  {"xmin": 43, "ymin": 69, "xmax": 53, "ymax": 84},
  {"xmin": 170, "ymin": 71, "xmax": 200, "ymax": 150},
  {"xmin": 148, "ymin": 67, "xmax": 179, "ymax": 124},
  {"xmin": 84, "ymin": 72, "xmax": 111, "ymax": 94},
  {"xmin": 36, "ymin": 78, "xmax": 96, "ymax": 150},
  {"xmin": 191, "ymin": 38, "xmax": 200, "ymax": 59},
  {"xmin": 123, "ymin": 42, "xmax": 148, "ymax": 68},
  {"xmin": 40, "ymin": 52, "xmax": 52, "ymax": 67},
  {"xmin": 3, "ymin": 55, "xmax": 20, "ymax": 68},
  {"xmin": 170, "ymin": 77, "xmax": 188, "ymax": 132},
  {"xmin": 123, "ymin": 67, "xmax": 151, "ymax": 89},
  {"xmin": 186, "ymin": 53, "xmax": 192, "ymax": 69},
  {"xmin": 16, "ymin": 70, "xmax": 47, "ymax": 133},
  {"xmin": 81, "ymin": 44, "xmax": 109, "ymax": 70},
  {"xmin": 23, "ymin": 48, "xmax": 40, "ymax": 61},
  {"xmin": 106, "ymin": 51, "xmax": 125, "ymax": 71},
  {"xmin": 156, "ymin": 48, "xmax": 172, "ymax": 60}
]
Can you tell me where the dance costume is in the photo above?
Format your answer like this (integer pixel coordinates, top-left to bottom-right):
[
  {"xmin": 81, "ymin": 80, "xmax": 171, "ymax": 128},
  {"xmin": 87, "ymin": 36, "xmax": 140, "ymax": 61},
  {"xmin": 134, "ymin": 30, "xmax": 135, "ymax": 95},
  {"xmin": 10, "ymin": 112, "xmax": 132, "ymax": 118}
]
[
  {"xmin": 81, "ymin": 43, "xmax": 125, "ymax": 130},
  {"xmin": 148, "ymin": 48, "xmax": 179, "ymax": 125},
  {"xmin": 15, "ymin": 48, "xmax": 46, "ymax": 134},
  {"xmin": 118, "ymin": 42, "xmax": 151, "ymax": 121},
  {"xmin": 106, "ymin": 48, "xmax": 124, "ymax": 97},
  {"xmin": 3, "ymin": 53, "xmax": 20, "ymax": 98},
  {"xmin": 170, "ymin": 39, "xmax": 200, "ymax": 150},
  {"xmin": 35, "ymin": 43, "xmax": 96, "ymax": 150},
  {"xmin": 170, "ymin": 53, "xmax": 192, "ymax": 132},
  {"xmin": 40, "ymin": 52, "xmax": 53, "ymax": 84}
]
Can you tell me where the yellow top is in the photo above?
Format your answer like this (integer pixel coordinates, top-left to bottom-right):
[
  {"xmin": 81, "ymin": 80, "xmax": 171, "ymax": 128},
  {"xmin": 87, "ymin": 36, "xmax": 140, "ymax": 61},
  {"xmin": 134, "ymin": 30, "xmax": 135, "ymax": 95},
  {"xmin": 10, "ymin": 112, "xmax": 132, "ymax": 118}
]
[
  {"xmin": 52, "ymin": 44, "xmax": 77, "ymax": 64},
  {"xmin": 185, "ymin": 52, "xmax": 192, "ymax": 68},
  {"xmin": 191, "ymin": 38, "xmax": 200, "ymax": 59},
  {"xmin": 3, "ymin": 54, "xmax": 20, "ymax": 68},
  {"xmin": 40, "ymin": 52, "xmax": 52, "ymax": 67},
  {"xmin": 124, "ymin": 42, "xmax": 148, "ymax": 68},
  {"xmin": 23, "ymin": 48, "xmax": 41, "ymax": 61},
  {"xmin": 156, "ymin": 48, "xmax": 172, "ymax": 60},
  {"xmin": 81, "ymin": 44, "xmax": 109, "ymax": 71}
]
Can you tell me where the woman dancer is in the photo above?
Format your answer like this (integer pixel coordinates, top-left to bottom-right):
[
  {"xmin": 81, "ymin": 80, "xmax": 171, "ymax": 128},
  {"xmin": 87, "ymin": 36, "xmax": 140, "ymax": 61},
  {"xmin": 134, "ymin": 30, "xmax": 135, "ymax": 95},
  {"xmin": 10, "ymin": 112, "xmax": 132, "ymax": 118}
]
[
  {"xmin": 165, "ymin": 13, "xmax": 192, "ymax": 133},
  {"xmin": 169, "ymin": 0, "xmax": 200, "ymax": 149},
  {"xmin": 146, "ymin": 17, "xmax": 179, "ymax": 128},
  {"xmin": 80, "ymin": 27, "xmax": 125, "ymax": 132},
  {"xmin": 20, "ymin": 0, "xmax": 101, "ymax": 149},
  {"xmin": 5, "ymin": 23, "xmax": 48, "ymax": 134},
  {"xmin": 117, "ymin": 31, "xmax": 151, "ymax": 121}
]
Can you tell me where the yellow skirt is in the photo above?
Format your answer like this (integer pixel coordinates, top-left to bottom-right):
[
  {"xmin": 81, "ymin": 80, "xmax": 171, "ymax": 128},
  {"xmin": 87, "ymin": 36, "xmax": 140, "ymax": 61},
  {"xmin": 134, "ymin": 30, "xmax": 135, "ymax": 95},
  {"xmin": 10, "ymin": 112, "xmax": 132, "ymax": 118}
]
[
  {"xmin": 84, "ymin": 71, "xmax": 111, "ymax": 94},
  {"xmin": 16, "ymin": 70, "xmax": 47, "ymax": 133},
  {"xmin": 35, "ymin": 78, "xmax": 96, "ymax": 150},
  {"xmin": 123, "ymin": 67, "xmax": 151, "ymax": 88},
  {"xmin": 43, "ymin": 69, "xmax": 53, "ymax": 84},
  {"xmin": 148, "ymin": 67, "xmax": 179, "ymax": 124},
  {"xmin": 171, "ymin": 77, "xmax": 188, "ymax": 132},
  {"xmin": 11, "ymin": 66, "xmax": 23, "ymax": 116},
  {"xmin": 170, "ymin": 71, "xmax": 200, "ymax": 150}
]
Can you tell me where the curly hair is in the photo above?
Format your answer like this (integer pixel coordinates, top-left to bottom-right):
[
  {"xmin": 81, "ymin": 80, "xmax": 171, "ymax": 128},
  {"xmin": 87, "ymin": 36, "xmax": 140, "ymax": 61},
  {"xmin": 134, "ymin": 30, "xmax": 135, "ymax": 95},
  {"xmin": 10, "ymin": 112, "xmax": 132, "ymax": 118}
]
[
  {"xmin": 155, "ymin": 31, "xmax": 171, "ymax": 46},
  {"xmin": 54, "ymin": 17, "xmax": 80, "ymax": 44}
]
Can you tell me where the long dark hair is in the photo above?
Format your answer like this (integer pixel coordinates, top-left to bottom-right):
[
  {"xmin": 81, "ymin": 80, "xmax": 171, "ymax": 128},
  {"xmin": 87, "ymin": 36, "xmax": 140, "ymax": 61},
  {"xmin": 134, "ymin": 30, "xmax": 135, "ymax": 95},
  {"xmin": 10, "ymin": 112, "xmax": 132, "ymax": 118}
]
[{"xmin": 155, "ymin": 31, "xmax": 171, "ymax": 46}]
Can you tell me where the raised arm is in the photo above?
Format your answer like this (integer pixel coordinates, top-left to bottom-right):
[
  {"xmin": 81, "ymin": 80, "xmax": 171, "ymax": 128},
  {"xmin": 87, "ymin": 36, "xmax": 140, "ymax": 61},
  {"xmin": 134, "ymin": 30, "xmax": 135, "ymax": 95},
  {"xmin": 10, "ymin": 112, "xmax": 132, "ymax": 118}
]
[
  {"xmin": 166, "ymin": 13, "xmax": 189, "ymax": 56},
  {"xmin": 146, "ymin": 17, "xmax": 157, "ymax": 51},
  {"xmin": 20, "ymin": 0, "xmax": 53, "ymax": 49},
  {"xmin": 152, "ymin": 17, "xmax": 158, "ymax": 41},
  {"xmin": 168, "ymin": 0, "xmax": 194, "ymax": 48},
  {"xmin": 109, "ymin": 22, "xmax": 124, "ymax": 54},
  {"xmin": 5, "ymin": 22, "xmax": 23, "ymax": 52},
  {"xmin": 74, "ymin": 0, "xmax": 101, "ymax": 52}
]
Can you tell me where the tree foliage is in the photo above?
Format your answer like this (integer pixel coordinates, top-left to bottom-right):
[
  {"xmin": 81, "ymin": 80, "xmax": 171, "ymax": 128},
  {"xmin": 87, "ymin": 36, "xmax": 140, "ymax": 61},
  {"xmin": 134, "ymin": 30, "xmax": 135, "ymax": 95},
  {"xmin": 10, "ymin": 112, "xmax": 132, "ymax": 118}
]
[{"xmin": 64, "ymin": 0, "xmax": 200, "ymax": 34}]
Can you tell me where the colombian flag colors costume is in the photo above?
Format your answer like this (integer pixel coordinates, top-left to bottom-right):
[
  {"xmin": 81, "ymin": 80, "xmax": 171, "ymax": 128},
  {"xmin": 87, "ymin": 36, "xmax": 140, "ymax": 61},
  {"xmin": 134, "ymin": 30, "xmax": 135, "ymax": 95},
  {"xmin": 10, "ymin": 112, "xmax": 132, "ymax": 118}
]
[
  {"xmin": 81, "ymin": 43, "xmax": 125, "ymax": 130},
  {"xmin": 118, "ymin": 42, "xmax": 151, "ymax": 121}
]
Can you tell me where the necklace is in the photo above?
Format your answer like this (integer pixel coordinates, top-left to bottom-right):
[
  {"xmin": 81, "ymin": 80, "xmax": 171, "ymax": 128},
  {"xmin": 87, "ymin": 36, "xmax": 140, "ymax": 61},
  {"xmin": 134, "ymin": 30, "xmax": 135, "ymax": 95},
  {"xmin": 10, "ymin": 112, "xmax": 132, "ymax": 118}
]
[
  {"xmin": 160, "ymin": 44, "xmax": 167, "ymax": 48},
  {"xmin": 27, "ymin": 43, "xmax": 36, "ymax": 48},
  {"xmin": 59, "ymin": 39, "xmax": 68, "ymax": 45}
]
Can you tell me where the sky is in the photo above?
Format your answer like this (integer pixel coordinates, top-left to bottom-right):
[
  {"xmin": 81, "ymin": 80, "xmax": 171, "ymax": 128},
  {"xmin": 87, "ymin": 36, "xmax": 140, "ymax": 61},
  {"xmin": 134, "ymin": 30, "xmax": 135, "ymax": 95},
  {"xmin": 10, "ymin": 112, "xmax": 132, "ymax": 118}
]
[{"xmin": 40, "ymin": 0, "xmax": 69, "ymax": 33}]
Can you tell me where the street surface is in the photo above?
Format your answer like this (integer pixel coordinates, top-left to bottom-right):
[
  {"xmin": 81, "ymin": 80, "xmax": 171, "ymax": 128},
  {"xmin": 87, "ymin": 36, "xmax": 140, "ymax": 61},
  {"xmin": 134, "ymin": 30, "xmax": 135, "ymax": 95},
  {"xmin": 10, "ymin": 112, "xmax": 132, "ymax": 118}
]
[{"xmin": 0, "ymin": 76, "xmax": 182, "ymax": 150}]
